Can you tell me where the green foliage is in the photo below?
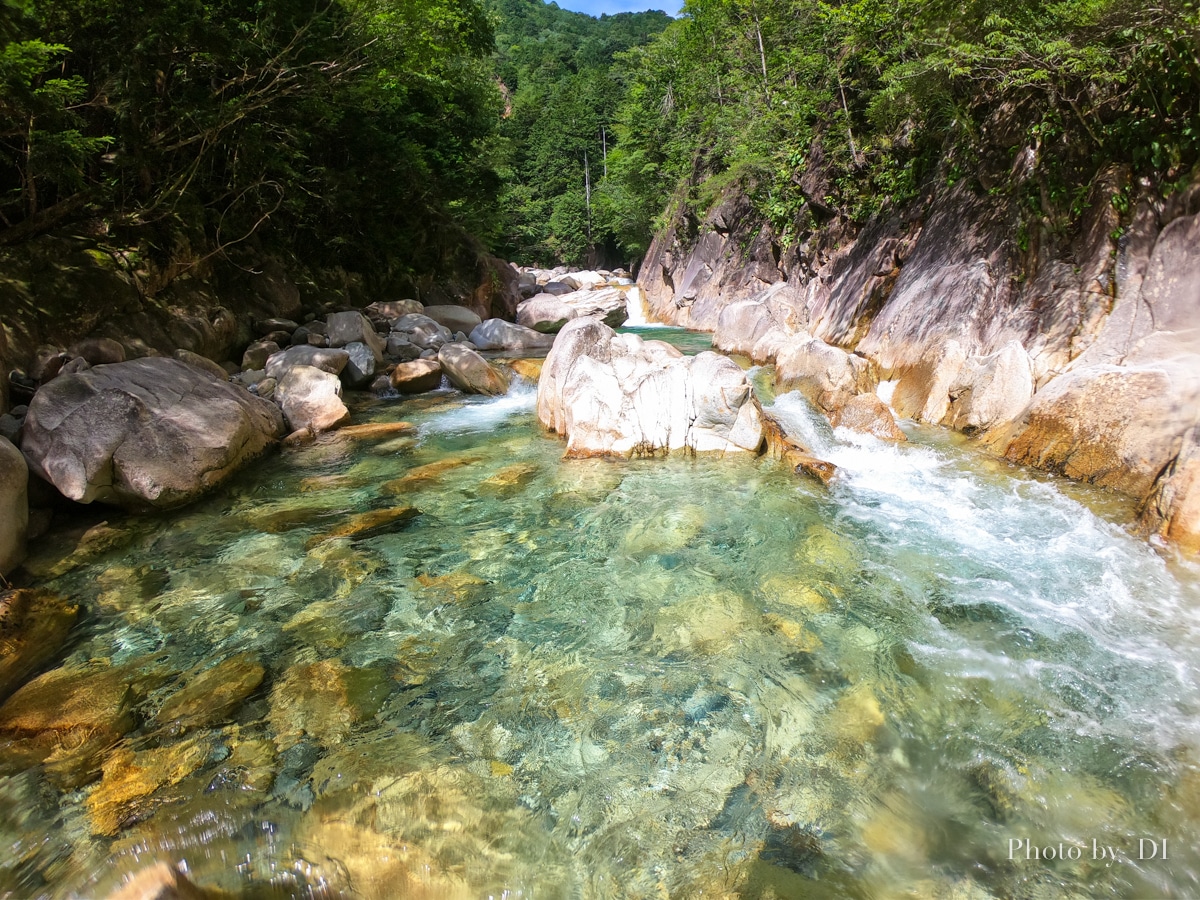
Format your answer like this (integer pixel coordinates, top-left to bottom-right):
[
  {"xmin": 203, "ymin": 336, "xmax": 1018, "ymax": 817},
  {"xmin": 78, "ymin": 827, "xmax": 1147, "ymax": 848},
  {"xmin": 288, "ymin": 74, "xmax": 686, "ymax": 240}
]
[
  {"xmin": 607, "ymin": 0, "xmax": 1200, "ymax": 252},
  {"xmin": 489, "ymin": 0, "xmax": 671, "ymax": 266},
  {"xmin": 0, "ymin": 0, "xmax": 502, "ymax": 281}
]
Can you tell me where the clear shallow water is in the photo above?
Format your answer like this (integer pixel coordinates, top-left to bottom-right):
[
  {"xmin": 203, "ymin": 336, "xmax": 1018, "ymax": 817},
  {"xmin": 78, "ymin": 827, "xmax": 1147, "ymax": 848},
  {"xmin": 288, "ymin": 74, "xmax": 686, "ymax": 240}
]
[{"xmin": 2, "ymin": 341, "xmax": 1200, "ymax": 899}]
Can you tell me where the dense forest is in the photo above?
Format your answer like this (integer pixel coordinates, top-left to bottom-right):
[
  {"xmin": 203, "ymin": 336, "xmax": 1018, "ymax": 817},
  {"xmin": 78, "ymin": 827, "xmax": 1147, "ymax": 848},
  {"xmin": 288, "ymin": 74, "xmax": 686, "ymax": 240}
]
[{"xmin": 1, "ymin": 0, "xmax": 1197, "ymax": 284}]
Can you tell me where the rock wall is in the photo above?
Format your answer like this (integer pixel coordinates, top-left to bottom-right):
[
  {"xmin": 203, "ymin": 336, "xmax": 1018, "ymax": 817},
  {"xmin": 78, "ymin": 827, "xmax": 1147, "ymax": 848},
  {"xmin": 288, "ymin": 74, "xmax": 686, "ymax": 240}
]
[{"xmin": 638, "ymin": 168, "xmax": 1200, "ymax": 550}]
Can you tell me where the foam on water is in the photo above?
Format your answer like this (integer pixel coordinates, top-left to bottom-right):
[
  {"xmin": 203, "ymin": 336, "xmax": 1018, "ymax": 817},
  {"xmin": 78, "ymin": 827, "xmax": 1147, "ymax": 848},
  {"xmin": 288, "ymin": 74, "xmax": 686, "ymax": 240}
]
[
  {"xmin": 419, "ymin": 378, "xmax": 538, "ymax": 435},
  {"xmin": 769, "ymin": 388, "xmax": 1200, "ymax": 746}
]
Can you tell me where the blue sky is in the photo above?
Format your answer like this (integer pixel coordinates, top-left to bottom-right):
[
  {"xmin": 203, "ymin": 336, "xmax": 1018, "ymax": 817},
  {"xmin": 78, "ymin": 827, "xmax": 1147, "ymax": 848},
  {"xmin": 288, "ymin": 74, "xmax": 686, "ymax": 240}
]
[{"xmin": 554, "ymin": 0, "xmax": 679, "ymax": 16}]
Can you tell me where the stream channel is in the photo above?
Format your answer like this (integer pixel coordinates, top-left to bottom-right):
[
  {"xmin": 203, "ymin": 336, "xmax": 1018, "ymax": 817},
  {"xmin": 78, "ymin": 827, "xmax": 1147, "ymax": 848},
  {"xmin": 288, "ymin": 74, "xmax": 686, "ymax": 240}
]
[{"xmin": 3, "ymin": 326, "xmax": 1200, "ymax": 899}]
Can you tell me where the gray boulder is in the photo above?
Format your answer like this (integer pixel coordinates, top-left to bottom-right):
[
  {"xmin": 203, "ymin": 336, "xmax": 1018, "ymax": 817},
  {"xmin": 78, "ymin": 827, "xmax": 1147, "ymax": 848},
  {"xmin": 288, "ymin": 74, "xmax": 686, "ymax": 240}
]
[
  {"xmin": 391, "ymin": 314, "xmax": 453, "ymax": 351},
  {"xmin": 421, "ymin": 305, "xmax": 483, "ymax": 334},
  {"xmin": 438, "ymin": 344, "xmax": 509, "ymax": 396},
  {"xmin": 265, "ymin": 345, "xmax": 350, "ymax": 379},
  {"xmin": 242, "ymin": 340, "xmax": 280, "ymax": 372},
  {"xmin": 326, "ymin": 311, "xmax": 385, "ymax": 359},
  {"xmin": 341, "ymin": 341, "xmax": 378, "ymax": 389},
  {"xmin": 20, "ymin": 357, "xmax": 284, "ymax": 510},
  {"xmin": 468, "ymin": 319, "xmax": 556, "ymax": 352}
]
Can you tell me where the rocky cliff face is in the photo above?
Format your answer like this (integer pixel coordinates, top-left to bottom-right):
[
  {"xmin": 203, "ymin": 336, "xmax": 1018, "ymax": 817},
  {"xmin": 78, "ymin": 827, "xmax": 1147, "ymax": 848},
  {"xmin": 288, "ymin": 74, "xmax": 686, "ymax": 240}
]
[{"xmin": 638, "ymin": 168, "xmax": 1200, "ymax": 550}]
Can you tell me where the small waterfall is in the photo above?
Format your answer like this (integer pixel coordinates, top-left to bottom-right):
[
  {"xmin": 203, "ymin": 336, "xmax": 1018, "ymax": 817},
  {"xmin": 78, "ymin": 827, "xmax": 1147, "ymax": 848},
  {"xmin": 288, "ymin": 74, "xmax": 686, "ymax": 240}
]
[{"xmin": 623, "ymin": 285, "xmax": 664, "ymax": 327}]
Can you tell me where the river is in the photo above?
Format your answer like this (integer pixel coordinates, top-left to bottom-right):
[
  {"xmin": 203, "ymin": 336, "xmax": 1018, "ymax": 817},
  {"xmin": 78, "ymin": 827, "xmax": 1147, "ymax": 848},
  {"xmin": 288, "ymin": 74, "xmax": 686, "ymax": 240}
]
[{"xmin": 2, "ymin": 329, "xmax": 1199, "ymax": 899}]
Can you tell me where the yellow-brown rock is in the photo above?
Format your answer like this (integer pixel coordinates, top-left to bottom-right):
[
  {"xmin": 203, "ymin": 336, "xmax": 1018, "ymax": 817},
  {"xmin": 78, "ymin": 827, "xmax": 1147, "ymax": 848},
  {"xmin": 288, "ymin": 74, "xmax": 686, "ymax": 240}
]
[
  {"xmin": 0, "ymin": 662, "xmax": 137, "ymax": 737},
  {"xmin": 380, "ymin": 455, "xmax": 483, "ymax": 494},
  {"xmin": 0, "ymin": 588, "xmax": 79, "ymax": 703},
  {"xmin": 268, "ymin": 658, "xmax": 389, "ymax": 750},
  {"xmin": 87, "ymin": 735, "xmax": 213, "ymax": 835},
  {"xmin": 829, "ymin": 393, "xmax": 906, "ymax": 442},
  {"xmin": 304, "ymin": 505, "xmax": 419, "ymax": 549},
  {"xmin": 334, "ymin": 421, "xmax": 416, "ymax": 441},
  {"xmin": 104, "ymin": 861, "xmax": 225, "ymax": 900},
  {"xmin": 504, "ymin": 358, "xmax": 544, "ymax": 382},
  {"xmin": 153, "ymin": 653, "xmax": 264, "ymax": 732},
  {"xmin": 477, "ymin": 463, "xmax": 539, "ymax": 496}
]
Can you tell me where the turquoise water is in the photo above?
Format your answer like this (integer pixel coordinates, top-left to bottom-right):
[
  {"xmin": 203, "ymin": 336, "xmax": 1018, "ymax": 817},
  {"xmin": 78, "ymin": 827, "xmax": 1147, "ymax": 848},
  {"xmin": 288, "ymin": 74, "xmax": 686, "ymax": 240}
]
[{"xmin": 1, "ymin": 338, "xmax": 1199, "ymax": 899}]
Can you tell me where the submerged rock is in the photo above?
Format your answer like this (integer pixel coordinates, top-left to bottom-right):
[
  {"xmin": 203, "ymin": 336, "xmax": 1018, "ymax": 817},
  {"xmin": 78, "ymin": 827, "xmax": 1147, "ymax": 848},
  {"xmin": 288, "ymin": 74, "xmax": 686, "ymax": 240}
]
[
  {"xmin": 153, "ymin": 653, "xmax": 265, "ymax": 732},
  {"xmin": 268, "ymin": 658, "xmax": 390, "ymax": 750},
  {"xmin": 0, "ymin": 589, "xmax": 79, "ymax": 704},
  {"xmin": 87, "ymin": 735, "xmax": 214, "ymax": 836},
  {"xmin": 20, "ymin": 358, "xmax": 285, "ymax": 510},
  {"xmin": 537, "ymin": 317, "xmax": 763, "ymax": 458}
]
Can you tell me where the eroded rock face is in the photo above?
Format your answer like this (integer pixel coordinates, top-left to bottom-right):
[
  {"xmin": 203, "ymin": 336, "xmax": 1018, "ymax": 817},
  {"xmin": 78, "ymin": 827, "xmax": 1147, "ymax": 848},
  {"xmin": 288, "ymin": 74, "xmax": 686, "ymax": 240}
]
[
  {"xmin": 830, "ymin": 394, "xmax": 906, "ymax": 442},
  {"xmin": 713, "ymin": 284, "xmax": 809, "ymax": 362},
  {"xmin": 775, "ymin": 336, "xmax": 876, "ymax": 414},
  {"xmin": 999, "ymin": 365, "xmax": 1194, "ymax": 499},
  {"xmin": 0, "ymin": 437, "xmax": 28, "ymax": 575},
  {"xmin": 537, "ymin": 317, "xmax": 763, "ymax": 458},
  {"xmin": 21, "ymin": 358, "xmax": 285, "ymax": 510}
]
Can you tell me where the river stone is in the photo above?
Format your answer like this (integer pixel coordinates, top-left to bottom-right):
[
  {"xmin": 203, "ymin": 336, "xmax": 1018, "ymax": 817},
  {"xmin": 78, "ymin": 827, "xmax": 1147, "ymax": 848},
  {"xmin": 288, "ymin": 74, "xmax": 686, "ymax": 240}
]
[
  {"xmin": 391, "ymin": 314, "xmax": 454, "ymax": 351},
  {"xmin": 341, "ymin": 341, "xmax": 378, "ymax": 389},
  {"xmin": 326, "ymin": 311, "xmax": 385, "ymax": 359},
  {"xmin": 390, "ymin": 358, "xmax": 443, "ymax": 394},
  {"xmin": 385, "ymin": 334, "xmax": 422, "ymax": 361},
  {"xmin": 268, "ymin": 658, "xmax": 390, "ymax": 751},
  {"xmin": 0, "ymin": 589, "xmax": 79, "ymax": 704},
  {"xmin": 172, "ymin": 348, "xmax": 228, "ymax": 381},
  {"xmin": 829, "ymin": 394, "xmax": 906, "ymax": 442},
  {"xmin": 0, "ymin": 437, "xmax": 28, "ymax": 575},
  {"xmin": 421, "ymin": 305, "xmax": 483, "ymax": 334},
  {"xmin": 469, "ymin": 318, "xmax": 556, "ymax": 352},
  {"xmin": 265, "ymin": 345, "xmax": 350, "ymax": 379},
  {"xmin": 365, "ymin": 299, "xmax": 423, "ymax": 321},
  {"xmin": 153, "ymin": 652, "xmax": 265, "ymax": 732},
  {"xmin": 20, "ymin": 358, "xmax": 285, "ymax": 510},
  {"xmin": 276, "ymin": 365, "xmax": 350, "ymax": 433},
  {"xmin": 775, "ymin": 336, "xmax": 877, "ymax": 414},
  {"xmin": 242, "ymin": 340, "xmax": 280, "ymax": 371},
  {"xmin": 257, "ymin": 317, "xmax": 300, "ymax": 336},
  {"xmin": 87, "ymin": 735, "xmax": 213, "ymax": 835},
  {"xmin": 947, "ymin": 341, "xmax": 1034, "ymax": 432},
  {"xmin": 537, "ymin": 317, "xmax": 764, "ymax": 458},
  {"xmin": 517, "ymin": 294, "xmax": 576, "ymax": 333},
  {"xmin": 68, "ymin": 338, "xmax": 126, "ymax": 367},
  {"xmin": 438, "ymin": 344, "xmax": 509, "ymax": 395}
]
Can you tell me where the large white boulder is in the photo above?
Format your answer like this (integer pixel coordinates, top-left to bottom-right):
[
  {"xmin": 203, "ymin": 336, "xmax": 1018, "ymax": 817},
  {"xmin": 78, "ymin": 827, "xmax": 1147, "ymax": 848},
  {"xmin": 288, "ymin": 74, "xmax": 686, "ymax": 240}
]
[
  {"xmin": 276, "ymin": 365, "xmax": 350, "ymax": 433},
  {"xmin": 20, "ymin": 358, "xmax": 284, "ymax": 510},
  {"xmin": 537, "ymin": 317, "xmax": 764, "ymax": 458}
]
